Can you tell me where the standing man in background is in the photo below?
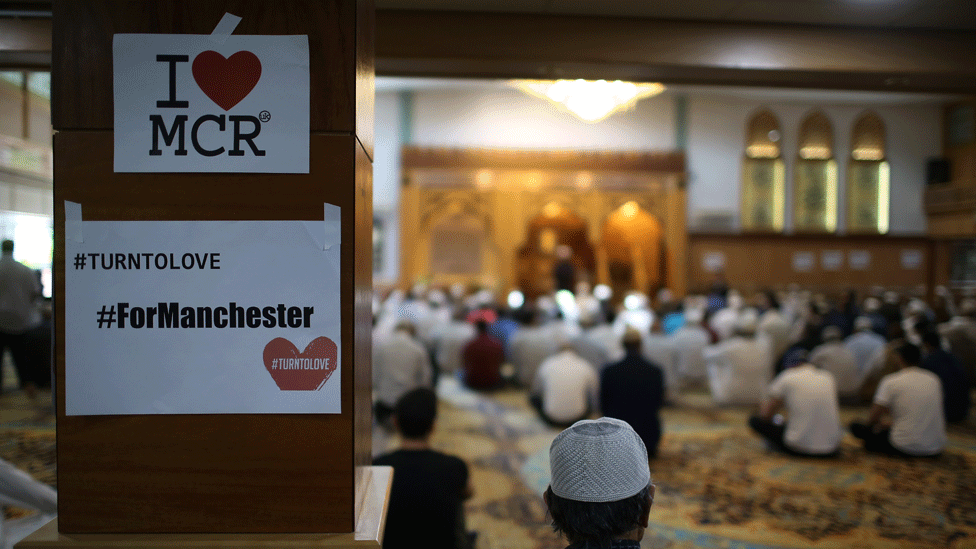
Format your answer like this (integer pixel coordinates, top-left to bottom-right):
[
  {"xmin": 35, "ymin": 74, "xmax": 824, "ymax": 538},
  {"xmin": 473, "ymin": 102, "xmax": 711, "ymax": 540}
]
[{"xmin": 0, "ymin": 239, "xmax": 44, "ymax": 401}]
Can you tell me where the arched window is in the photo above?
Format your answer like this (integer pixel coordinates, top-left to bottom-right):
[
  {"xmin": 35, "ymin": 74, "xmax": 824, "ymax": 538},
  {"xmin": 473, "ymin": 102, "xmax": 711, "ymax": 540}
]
[
  {"xmin": 847, "ymin": 111, "xmax": 889, "ymax": 233},
  {"xmin": 741, "ymin": 109, "xmax": 785, "ymax": 231},
  {"xmin": 794, "ymin": 111, "xmax": 838, "ymax": 232}
]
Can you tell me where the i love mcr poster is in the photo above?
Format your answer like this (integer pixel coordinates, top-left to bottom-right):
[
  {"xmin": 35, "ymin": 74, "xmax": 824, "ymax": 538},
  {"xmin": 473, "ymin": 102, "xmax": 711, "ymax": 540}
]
[
  {"xmin": 113, "ymin": 33, "xmax": 309, "ymax": 173},
  {"xmin": 70, "ymin": 30, "xmax": 337, "ymax": 416}
]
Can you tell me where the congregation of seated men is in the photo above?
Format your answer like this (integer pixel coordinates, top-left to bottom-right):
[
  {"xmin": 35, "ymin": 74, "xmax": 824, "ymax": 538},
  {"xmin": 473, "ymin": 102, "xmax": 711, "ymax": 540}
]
[
  {"xmin": 373, "ymin": 282, "xmax": 973, "ymax": 459},
  {"xmin": 370, "ymin": 281, "xmax": 973, "ymax": 548}
]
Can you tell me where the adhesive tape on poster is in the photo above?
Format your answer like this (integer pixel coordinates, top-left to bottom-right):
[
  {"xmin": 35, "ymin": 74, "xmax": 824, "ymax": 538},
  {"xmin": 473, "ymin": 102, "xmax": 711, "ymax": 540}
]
[
  {"xmin": 300, "ymin": 204, "xmax": 342, "ymax": 251},
  {"xmin": 65, "ymin": 201, "xmax": 83, "ymax": 243},
  {"xmin": 323, "ymin": 203, "xmax": 341, "ymax": 251},
  {"xmin": 208, "ymin": 12, "xmax": 242, "ymax": 45}
]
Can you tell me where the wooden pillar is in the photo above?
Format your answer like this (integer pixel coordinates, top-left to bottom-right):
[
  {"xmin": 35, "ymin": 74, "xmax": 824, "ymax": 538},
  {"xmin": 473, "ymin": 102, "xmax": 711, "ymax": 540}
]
[
  {"xmin": 665, "ymin": 177, "xmax": 688, "ymax": 298},
  {"xmin": 51, "ymin": 0, "xmax": 373, "ymax": 535}
]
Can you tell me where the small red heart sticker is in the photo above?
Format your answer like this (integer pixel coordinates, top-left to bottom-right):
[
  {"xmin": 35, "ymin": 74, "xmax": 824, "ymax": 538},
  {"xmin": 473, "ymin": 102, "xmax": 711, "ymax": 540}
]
[
  {"xmin": 192, "ymin": 50, "xmax": 262, "ymax": 111},
  {"xmin": 263, "ymin": 337, "xmax": 337, "ymax": 391}
]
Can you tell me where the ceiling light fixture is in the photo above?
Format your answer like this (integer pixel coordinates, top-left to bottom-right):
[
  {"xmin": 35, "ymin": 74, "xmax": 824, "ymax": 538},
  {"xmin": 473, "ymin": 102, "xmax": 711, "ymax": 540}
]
[{"xmin": 511, "ymin": 79, "xmax": 665, "ymax": 123}]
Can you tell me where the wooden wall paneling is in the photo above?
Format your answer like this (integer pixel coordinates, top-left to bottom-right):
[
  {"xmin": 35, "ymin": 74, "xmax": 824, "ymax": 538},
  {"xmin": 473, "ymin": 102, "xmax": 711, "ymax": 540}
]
[
  {"xmin": 53, "ymin": 0, "xmax": 373, "ymax": 534},
  {"xmin": 401, "ymin": 147, "xmax": 684, "ymax": 172},
  {"xmin": 398, "ymin": 148, "xmax": 686, "ymax": 293},
  {"xmin": 687, "ymin": 234, "xmax": 933, "ymax": 297},
  {"xmin": 664, "ymin": 181, "xmax": 688, "ymax": 297},
  {"xmin": 356, "ymin": 0, "xmax": 375, "ymax": 160},
  {"xmin": 51, "ymin": 0, "xmax": 359, "ymax": 134},
  {"xmin": 353, "ymin": 141, "xmax": 374, "ymax": 517},
  {"xmin": 0, "ymin": 18, "xmax": 52, "ymax": 68},
  {"xmin": 54, "ymin": 133, "xmax": 362, "ymax": 533},
  {"xmin": 376, "ymin": 11, "xmax": 976, "ymax": 94}
]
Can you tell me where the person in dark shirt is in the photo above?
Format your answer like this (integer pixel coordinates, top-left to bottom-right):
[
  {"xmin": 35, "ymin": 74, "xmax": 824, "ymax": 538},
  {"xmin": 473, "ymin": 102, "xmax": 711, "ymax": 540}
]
[
  {"xmin": 462, "ymin": 320, "xmax": 505, "ymax": 390},
  {"xmin": 553, "ymin": 245, "xmax": 577, "ymax": 294},
  {"xmin": 920, "ymin": 330, "xmax": 971, "ymax": 423},
  {"xmin": 600, "ymin": 327, "xmax": 665, "ymax": 458},
  {"xmin": 373, "ymin": 388, "xmax": 473, "ymax": 549}
]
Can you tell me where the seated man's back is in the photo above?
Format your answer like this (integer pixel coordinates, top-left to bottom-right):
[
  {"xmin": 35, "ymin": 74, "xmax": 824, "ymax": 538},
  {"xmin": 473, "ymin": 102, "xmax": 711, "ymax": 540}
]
[
  {"xmin": 373, "ymin": 388, "xmax": 472, "ymax": 549},
  {"xmin": 601, "ymin": 328, "xmax": 665, "ymax": 456}
]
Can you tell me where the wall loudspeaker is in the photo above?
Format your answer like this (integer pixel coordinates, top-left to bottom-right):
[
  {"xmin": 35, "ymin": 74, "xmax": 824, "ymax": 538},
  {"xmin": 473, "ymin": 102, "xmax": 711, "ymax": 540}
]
[{"xmin": 926, "ymin": 158, "xmax": 951, "ymax": 185}]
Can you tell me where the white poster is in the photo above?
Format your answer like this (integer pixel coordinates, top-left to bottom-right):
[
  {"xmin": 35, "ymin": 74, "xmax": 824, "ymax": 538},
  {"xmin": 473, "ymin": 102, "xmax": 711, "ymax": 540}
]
[
  {"xmin": 114, "ymin": 33, "xmax": 309, "ymax": 173},
  {"xmin": 901, "ymin": 249, "xmax": 923, "ymax": 270},
  {"xmin": 792, "ymin": 251, "xmax": 815, "ymax": 273},
  {"xmin": 64, "ymin": 216, "xmax": 340, "ymax": 415},
  {"xmin": 849, "ymin": 250, "xmax": 871, "ymax": 271},
  {"xmin": 821, "ymin": 250, "xmax": 843, "ymax": 271},
  {"xmin": 702, "ymin": 251, "xmax": 725, "ymax": 273}
]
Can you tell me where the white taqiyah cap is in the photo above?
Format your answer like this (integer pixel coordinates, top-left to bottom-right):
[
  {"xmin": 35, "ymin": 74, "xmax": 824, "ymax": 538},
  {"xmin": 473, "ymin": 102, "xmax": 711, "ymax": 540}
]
[
  {"xmin": 622, "ymin": 325, "xmax": 643, "ymax": 345},
  {"xmin": 549, "ymin": 417, "xmax": 650, "ymax": 503}
]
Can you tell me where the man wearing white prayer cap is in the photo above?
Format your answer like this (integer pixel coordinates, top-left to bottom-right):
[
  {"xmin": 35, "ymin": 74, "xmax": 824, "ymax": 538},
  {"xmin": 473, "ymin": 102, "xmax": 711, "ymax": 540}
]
[{"xmin": 545, "ymin": 418, "xmax": 655, "ymax": 549}]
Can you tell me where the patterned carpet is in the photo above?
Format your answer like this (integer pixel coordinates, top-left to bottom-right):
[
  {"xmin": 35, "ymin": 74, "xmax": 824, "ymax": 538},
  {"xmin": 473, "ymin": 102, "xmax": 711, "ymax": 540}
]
[
  {"xmin": 376, "ymin": 379, "xmax": 976, "ymax": 549},
  {"xmin": 4, "ymin": 381, "xmax": 976, "ymax": 549}
]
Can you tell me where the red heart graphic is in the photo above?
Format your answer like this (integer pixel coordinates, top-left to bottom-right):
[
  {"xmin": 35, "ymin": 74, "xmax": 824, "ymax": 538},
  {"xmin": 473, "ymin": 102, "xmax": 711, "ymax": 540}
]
[
  {"xmin": 263, "ymin": 337, "xmax": 338, "ymax": 391},
  {"xmin": 192, "ymin": 50, "xmax": 262, "ymax": 111}
]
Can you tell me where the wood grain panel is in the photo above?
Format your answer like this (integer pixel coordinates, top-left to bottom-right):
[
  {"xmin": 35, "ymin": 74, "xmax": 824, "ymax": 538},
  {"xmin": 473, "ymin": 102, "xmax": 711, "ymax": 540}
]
[
  {"xmin": 54, "ymin": 132, "xmax": 362, "ymax": 533},
  {"xmin": 356, "ymin": 0, "xmax": 375, "ymax": 161},
  {"xmin": 687, "ymin": 233, "xmax": 933, "ymax": 298},
  {"xmin": 352, "ymin": 141, "xmax": 373, "ymax": 518},
  {"xmin": 52, "ymin": 0, "xmax": 358, "ymax": 133},
  {"xmin": 376, "ymin": 11, "xmax": 976, "ymax": 94},
  {"xmin": 17, "ymin": 467, "xmax": 391, "ymax": 547},
  {"xmin": 402, "ymin": 147, "xmax": 685, "ymax": 173}
]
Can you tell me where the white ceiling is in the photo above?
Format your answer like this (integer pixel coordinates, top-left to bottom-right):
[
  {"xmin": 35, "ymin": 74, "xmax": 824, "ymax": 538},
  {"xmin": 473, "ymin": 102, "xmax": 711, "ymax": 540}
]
[{"xmin": 374, "ymin": 0, "xmax": 976, "ymax": 30}]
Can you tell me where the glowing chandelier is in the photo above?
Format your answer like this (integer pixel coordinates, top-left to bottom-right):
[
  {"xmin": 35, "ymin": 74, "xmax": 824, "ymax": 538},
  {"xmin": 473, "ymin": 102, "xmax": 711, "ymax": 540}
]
[{"xmin": 511, "ymin": 79, "xmax": 665, "ymax": 123}]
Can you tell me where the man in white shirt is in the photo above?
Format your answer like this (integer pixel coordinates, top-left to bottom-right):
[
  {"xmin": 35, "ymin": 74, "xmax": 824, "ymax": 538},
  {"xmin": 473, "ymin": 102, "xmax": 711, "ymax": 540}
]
[
  {"xmin": 709, "ymin": 291, "xmax": 744, "ymax": 341},
  {"xmin": 844, "ymin": 316, "xmax": 888, "ymax": 392},
  {"xmin": 671, "ymin": 308, "xmax": 710, "ymax": 384},
  {"xmin": 704, "ymin": 311, "xmax": 773, "ymax": 405},
  {"xmin": 570, "ymin": 313, "xmax": 621, "ymax": 373},
  {"xmin": 640, "ymin": 319, "xmax": 679, "ymax": 400},
  {"xmin": 748, "ymin": 355, "xmax": 841, "ymax": 457},
  {"xmin": 850, "ymin": 342, "xmax": 946, "ymax": 457},
  {"xmin": 530, "ymin": 344, "xmax": 599, "ymax": 427},
  {"xmin": 434, "ymin": 309, "xmax": 476, "ymax": 381},
  {"xmin": 755, "ymin": 291, "xmax": 791, "ymax": 363},
  {"xmin": 373, "ymin": 321, "xmax": 433, "ymax": 426},
  {"xmin": 808, "ymin": 326, "xmax": 859, "ymax": 401},
  {"xmin": 509, "ymin": 308, "xmax": 559, "ymax": 387}
]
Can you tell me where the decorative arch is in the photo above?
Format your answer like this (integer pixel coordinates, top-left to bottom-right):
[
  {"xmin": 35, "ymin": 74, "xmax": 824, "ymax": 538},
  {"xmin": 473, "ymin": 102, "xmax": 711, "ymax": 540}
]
[
  {"xmin": 742, "ymin": 109, "xmax": 785, "ymax": 231},
  {"xmin": 851, "ymin": 111, "xmax": 885, "ymax": 161},
  {"xmin": 794, "ymin": 110, "xmax": 838, "ymax": 232},
  {"xmin": 798, "ymin": 110, "xmax": 834, "ymax": 160},
  {"xmin": 601, "ymin": 201, "xmax": 664, "ymax": 299},
  {"xmin": 398, "ymin": 147, "xmax": 688, "ymax": 296},
  {"xmin": 745, "ymin": 109, "xmax": 782, "ymax": 159},
  {"xmin": 516, "ymin": 203, "xmax": 596, "ymax": 299},
  {"xmin": 419, "ymin": 193, "xmax": 500, "ymax": 286},
  {"xmin": 847, "ymin": 111, "xmax": 890, "ymax": 233}
]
